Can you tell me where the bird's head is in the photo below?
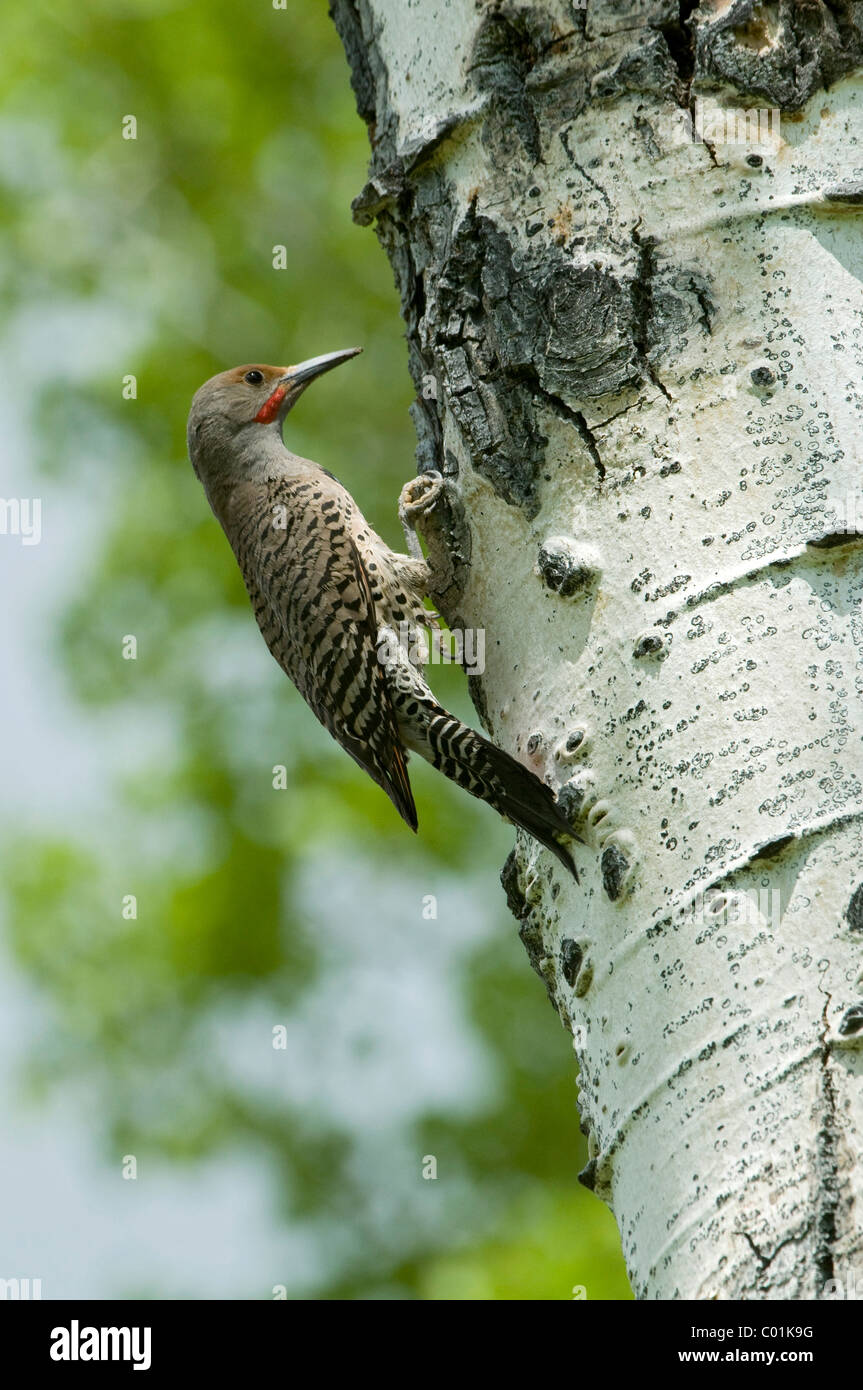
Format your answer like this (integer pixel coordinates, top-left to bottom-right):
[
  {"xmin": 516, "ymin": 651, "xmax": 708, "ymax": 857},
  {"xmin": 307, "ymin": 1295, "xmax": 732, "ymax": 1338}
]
[{"xmin": 187, "ymin": 348, "xmax": 361, "ymax": 484}]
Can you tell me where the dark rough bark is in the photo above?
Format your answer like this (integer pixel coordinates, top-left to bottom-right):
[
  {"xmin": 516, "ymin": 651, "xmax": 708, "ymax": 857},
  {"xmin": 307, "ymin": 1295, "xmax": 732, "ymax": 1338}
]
[
  {"xmin": 696, "ymin": 0, "xmax": 863, "ymax": 108},
  {"xmin": 331, "ymin": 2, "xmax": 728, "ymax": 524}
]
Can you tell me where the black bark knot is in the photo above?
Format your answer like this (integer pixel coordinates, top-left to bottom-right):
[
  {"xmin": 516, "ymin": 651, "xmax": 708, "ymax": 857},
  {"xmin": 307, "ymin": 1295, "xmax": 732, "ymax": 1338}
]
[
  {"xmin": 602, "ymin": 842, "xmax": 631, "ymax": 901},
  {"xmin": 537, "ymin": 537, "xmax": 593, "ymax": 598},
  {"xmin": 846, "ymin": 882, "xmax": 863, "ymax": 933},
  {"xmin": 839, "ymin": 1005, "xmax": 863, "ymax": 1037},
  {"xmin": 560, "ymin": 937, "xmax": 584, "ymax": 988}
]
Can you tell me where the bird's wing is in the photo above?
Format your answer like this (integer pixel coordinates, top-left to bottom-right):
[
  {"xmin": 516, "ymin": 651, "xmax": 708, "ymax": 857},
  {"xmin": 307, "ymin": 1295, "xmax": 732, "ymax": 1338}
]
[{"xmin": 235, "ymin": 477, "xmax": 417, "ymax": 830}]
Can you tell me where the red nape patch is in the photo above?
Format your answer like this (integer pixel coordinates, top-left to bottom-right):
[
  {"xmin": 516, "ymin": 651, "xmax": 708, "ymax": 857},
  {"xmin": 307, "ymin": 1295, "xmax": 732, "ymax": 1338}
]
[{"xmin": 255, "ymin": 384, "xmax": 288, "ymax": 423}]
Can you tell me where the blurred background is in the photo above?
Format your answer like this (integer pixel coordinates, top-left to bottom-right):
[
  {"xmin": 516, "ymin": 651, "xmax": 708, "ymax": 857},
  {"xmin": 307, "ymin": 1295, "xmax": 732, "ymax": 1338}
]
[{"xmin": 0, "ymin": 0, "xmax": 630, "ymax": 1299}]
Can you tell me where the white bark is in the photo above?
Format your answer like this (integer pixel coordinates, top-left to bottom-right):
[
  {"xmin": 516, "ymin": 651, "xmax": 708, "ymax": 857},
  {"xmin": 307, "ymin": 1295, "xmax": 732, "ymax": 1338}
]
[{"xmin": 331, "ymin": 0, "xmax": 863, "ymax": 1299}]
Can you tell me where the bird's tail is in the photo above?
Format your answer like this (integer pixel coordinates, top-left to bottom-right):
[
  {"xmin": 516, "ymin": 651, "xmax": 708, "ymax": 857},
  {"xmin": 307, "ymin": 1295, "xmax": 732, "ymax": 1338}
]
[{"xmin": 407, "ymin": 706, "xmax": 581, "ymax": 883}]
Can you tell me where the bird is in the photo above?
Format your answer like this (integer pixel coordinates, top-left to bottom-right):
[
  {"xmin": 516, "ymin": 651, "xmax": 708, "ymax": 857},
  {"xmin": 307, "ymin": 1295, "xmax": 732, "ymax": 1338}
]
[{"xmin": 187, "ymin": 348, "xmax": 579, "ymax": 881}]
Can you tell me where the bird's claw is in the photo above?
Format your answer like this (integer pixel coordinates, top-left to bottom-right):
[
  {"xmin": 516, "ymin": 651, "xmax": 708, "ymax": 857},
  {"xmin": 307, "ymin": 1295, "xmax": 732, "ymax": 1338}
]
[
  {"xmin": 399, "ymin": 471, "xmax": 445, "ymax": 559},
  {"xmin": 398, "ymin": 471, "xmax": 444, "ymax": 525}
]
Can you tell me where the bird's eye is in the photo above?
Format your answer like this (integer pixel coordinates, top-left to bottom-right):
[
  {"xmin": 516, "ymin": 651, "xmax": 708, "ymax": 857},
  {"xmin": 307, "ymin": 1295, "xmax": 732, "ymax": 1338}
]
[{"xmin": 244, "ymin": 369, "xmax": 264, "ymax": 385}]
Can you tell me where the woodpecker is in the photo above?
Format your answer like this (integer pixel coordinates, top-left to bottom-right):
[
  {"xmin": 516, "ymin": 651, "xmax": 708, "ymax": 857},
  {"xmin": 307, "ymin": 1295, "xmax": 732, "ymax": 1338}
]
[{"xmin": 187, "ymin": 349, "xmax": 579, "ymax": 881}]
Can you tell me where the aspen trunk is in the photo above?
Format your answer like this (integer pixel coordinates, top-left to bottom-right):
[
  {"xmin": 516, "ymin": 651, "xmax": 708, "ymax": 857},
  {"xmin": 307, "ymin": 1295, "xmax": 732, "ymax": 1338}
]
[{"xmin": 330, "ymin": 0, "xmax": 863, "ymax": 1300}]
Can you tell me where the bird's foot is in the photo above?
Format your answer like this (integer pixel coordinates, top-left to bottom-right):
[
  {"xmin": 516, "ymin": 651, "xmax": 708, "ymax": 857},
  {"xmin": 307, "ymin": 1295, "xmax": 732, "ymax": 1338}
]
[{"xmin": 398, "ymin": 471, "xmax": 445, "ymax": 558}]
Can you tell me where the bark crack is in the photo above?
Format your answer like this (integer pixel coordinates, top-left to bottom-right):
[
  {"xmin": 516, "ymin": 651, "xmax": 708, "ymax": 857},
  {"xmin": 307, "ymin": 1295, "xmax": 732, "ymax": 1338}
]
[
  {"xmin": 815, "ymin": 986, "xmax": 840, "ymax": 1291},
  {"xmin": 740, "ymin": 1222, "xmax": 813, "ymax": 1275},
  {"xmin": 657, "ymin": 0, "xmax": 699, "ymax": 105},
  {"xmin": 522, "ymin": 369, "xmax": 606, "ymax": 481},
  {"xmin": 592, "ymin": 399, "xmax": 641, "ymax": 431},
  {"xmin": 559, "ymin": 128, "xmax": 613, "ymax": 214},
  {"xmin": 630, "ymin": 221, "xmax": 673, "ymax": 403}
]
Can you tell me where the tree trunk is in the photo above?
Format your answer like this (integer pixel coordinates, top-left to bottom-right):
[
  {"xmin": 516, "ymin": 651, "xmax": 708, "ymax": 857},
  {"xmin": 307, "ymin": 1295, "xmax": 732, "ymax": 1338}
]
[{"xmin": 329, "ymin": 0, "xmax": 863, "ymax": 1300}]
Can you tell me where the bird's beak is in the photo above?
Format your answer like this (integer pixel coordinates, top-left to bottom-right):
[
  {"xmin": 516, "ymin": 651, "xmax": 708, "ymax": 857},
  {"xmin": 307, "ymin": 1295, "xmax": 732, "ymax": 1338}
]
[
  {"xmin": 255, "ymin": 349, "xmax": 362, "ymax": 426},
  {"xmin": 280, "ymin": 347, "xmax": 362, "ymax": 390}
]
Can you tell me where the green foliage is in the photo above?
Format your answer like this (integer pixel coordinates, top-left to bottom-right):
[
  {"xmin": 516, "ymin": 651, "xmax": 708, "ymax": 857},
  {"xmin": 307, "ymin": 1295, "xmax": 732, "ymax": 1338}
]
[
  {"xmin": 0, "ymin": 0, "xmax": 630, "ymax": 1299},
  {"xmin": 419, "ymin": 1190, "xmax": 632, "ymax": 1301}
]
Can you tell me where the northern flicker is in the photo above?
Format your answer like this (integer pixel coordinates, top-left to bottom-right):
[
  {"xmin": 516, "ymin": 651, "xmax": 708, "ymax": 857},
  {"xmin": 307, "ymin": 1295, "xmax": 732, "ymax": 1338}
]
[{"xmin": 187, "ymin": 349, "xmax": 579, "ymax": 881}]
